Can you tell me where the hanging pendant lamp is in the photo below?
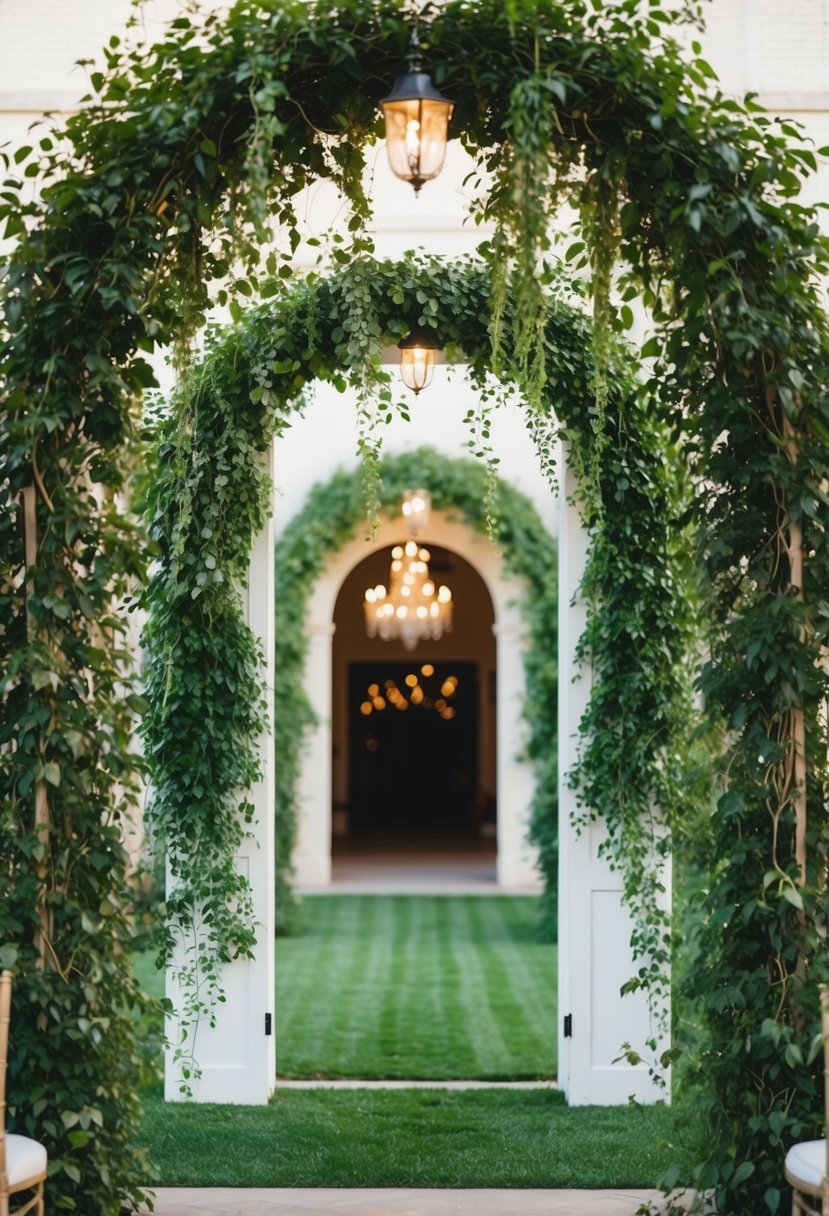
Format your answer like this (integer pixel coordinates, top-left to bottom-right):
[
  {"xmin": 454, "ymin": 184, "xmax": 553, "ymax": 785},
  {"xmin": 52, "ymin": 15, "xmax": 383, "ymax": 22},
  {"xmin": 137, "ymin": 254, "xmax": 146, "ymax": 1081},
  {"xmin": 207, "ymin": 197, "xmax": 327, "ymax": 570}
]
[
  {"xmin": 397, "ymin": 326, "xmax": 440, "ymax": 394},
  {"xmin": 379, "ymin": 29, "xmax": 455, "ymax": 195}
]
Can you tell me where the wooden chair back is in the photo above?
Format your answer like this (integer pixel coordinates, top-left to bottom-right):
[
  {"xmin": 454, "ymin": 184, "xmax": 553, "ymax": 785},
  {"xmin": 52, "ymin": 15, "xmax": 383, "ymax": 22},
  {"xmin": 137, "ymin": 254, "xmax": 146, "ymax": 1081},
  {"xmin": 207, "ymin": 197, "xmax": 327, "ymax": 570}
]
[
  {"xmin": 0, "ymin": 970, "xmax": 46, "ymax": 1216},
  {"xmin": 816, "ymin": 982, "xmax": 821, "ymax": 1211},
  {"xmin": 0, "ymin": 969, "xmax": 11, "ymax": 1200}
]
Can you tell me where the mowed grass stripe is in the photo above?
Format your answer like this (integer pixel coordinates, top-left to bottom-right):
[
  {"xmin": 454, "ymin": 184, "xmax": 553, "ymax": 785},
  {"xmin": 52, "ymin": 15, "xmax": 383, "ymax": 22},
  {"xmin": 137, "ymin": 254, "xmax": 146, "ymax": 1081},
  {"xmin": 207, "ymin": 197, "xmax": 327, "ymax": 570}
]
[
  {"xmin": 470, "ymin": 897, "xmax": 555, "ymax": 1072},
  {"xmin": 375, "ymin": 895, "xmax": 412, "ymax": 1073},
  {"xmin": 275, "ymin": 894, "xmax": 340, "ymax": 1074},
  {"xmin": 277, "ymin": 894, "xmax": 351, "ymax": 1072},
  {"xmin": 338, "ymin": 895, "xmax": 389, "ymax": 1069},
  {"xmin": 283, "ymin": 895, "xmax": 399, "ymax": 1075},
  {"xmin": 445, "ymin": 896, "xmax": 511, "ymax": 1076},
  {"xmin": 458, "ymin": 898, "xmax": 539, "ymax": 1075},
  {"xmin": 418, "ymin": 894, "xmax": 472, "ymax": 1075},
  {"xmin": 275, "ymin": 893, "xmax": 349, "ymax": 1074},
  {"xmin": 383, "ymin": 896, "xmax": 449, "ymax": 1076},
  {"xmin": 275, "ymin": 894, "xmax": 556, "ymax": 1080}
]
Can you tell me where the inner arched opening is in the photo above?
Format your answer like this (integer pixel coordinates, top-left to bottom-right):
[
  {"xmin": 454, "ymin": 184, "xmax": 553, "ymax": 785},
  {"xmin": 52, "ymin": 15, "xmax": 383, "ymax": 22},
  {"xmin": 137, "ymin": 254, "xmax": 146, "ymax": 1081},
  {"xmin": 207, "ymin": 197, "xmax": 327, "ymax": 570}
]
[{"xmin": 331, "ymin": 542, "xmax": 497, "ymax": 883}]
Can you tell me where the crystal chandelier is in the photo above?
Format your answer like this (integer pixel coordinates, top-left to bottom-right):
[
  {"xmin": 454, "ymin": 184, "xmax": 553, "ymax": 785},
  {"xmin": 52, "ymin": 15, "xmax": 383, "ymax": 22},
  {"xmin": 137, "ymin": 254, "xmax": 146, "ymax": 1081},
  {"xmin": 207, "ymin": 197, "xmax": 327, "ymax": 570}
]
[{"xmin": 363, "ymin": 492, "xmax": 453, "ymax": 650}]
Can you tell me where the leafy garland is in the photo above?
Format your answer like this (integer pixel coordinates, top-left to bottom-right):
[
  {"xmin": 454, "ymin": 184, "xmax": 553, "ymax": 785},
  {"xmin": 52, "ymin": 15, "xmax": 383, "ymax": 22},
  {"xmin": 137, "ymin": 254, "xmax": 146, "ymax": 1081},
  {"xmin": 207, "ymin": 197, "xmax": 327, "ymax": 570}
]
[
  {"xmin": 1, "ymin": 0, "xmax": 828, "ymax": 1210},
  {"xmin": 141, "ymin": 356, "xmax": 274, "ymax": 1087}
]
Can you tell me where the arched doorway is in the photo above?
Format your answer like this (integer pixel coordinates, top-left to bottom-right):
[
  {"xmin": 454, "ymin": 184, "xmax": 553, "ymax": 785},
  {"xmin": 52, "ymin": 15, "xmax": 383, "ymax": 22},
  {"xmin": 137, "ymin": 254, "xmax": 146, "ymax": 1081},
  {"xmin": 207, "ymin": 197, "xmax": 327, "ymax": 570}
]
[
  {"xmin": 291, "ymin": 509, "xmax": 541, "ymax": 893},
  {"xmin": 331, "ymin": 542, "xmax": 496, "ymax": 880}
]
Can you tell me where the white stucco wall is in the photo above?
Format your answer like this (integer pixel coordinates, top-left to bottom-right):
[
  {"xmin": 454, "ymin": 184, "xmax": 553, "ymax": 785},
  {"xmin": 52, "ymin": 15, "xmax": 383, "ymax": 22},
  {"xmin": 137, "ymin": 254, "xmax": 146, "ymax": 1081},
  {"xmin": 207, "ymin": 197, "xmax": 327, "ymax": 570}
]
[{"xmin": 274, "ymin": 374, "xmax": 557, "ymax": 535}]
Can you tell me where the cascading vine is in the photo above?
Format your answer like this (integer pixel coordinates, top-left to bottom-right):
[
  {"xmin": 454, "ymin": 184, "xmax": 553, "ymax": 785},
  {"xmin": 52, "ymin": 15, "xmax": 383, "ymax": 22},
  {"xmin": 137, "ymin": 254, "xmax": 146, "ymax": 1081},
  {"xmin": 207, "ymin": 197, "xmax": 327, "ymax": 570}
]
[
  {"xmin": 142, "ymin": 360, "xmax": 275, "ymax": 1092},
  {"xmin": 480, "ymin": 64, "xmax": 575, "ymax": 415},
  {"xmin": 579, "ymin": 173, "xmax": 621, "ymax": 525}
]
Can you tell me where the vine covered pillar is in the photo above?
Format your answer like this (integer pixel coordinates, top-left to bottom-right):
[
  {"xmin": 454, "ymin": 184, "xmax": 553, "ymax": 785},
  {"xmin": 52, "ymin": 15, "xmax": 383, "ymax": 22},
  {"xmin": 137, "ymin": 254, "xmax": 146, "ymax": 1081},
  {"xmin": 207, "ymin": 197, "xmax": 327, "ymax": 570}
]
[
  {"xmin": 164, "ymin": 447, "xmax": 277, "ymax": 1104},
  {"xmin": 557, "ymin": 457, "xmax": 670, "ymax": 1104},
  {"xmin": 293, "ymin": 620, "xmax": 335, "ymax": 887},
  {"xmin": 492, "ymin": 616, "xmax": 539, "ymax": 889}
]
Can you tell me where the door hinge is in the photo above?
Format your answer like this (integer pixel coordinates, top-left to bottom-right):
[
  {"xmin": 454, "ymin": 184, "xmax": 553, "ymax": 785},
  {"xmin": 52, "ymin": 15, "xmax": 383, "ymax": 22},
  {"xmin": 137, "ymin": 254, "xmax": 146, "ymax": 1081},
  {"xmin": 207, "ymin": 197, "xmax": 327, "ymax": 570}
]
[
  {"xmin": 265, "ymin": 1012, "xmax": 273, "ymax": 1036},
  {"xmin": 563, "ymin": 1013, "xmax": 572, "ymax": 1038}
]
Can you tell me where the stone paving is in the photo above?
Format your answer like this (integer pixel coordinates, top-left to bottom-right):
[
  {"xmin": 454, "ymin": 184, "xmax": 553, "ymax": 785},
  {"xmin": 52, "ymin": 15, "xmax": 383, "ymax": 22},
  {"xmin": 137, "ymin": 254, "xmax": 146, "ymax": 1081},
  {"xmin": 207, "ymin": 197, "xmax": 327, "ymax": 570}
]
[
  {"xmin": 147, "ymin": 1186, "xmax": 677, "ymax": 1215},
  {"xmin": 300, "ymin": 843, "xmax": 539, "ymax": 896},
  {"xmin": 274, "ymin": 1078, "xmax": 557, "ymax": 1091}
]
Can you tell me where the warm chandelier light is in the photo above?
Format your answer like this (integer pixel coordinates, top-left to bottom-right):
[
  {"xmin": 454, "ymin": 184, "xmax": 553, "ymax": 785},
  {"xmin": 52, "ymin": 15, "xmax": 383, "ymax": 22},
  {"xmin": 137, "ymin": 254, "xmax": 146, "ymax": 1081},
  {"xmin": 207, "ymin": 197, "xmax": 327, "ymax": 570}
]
[
  {"xmin": 398, "ymin": 326, "xmax": 440, "ymax": 394},
  {"xmin": 359, "ymin": 668, "xmax": 460, "ymax": 720},
  {"xmin": 364, "ymin": 542, "xmax": 453, "ymax": 650},
  {"xmin": 379, "ymin": 29, "xmax": 455, "ymax": 195},
  {"xmin": 363, "ymin": 491, "xmax": 453, "ymax": 650},
  {"xmin": 401, "ymin": 487, "xmax": 429, "ymax": 531}
]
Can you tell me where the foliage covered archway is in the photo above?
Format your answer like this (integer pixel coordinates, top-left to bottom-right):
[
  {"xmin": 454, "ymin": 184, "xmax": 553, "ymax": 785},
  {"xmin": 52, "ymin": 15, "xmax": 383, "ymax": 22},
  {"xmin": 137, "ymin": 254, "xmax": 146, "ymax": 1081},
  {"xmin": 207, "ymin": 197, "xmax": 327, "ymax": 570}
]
[
  {"xmin": 141, "ymin": 247, "xmax": 688, "ymax": 1096},
  {"xmin": 271, "ymin": 444, "xmax": 560, "ymax": 934},
  {"xmin": 2, "ymin": 0, "xmax": 829, "ymax": 1212}
]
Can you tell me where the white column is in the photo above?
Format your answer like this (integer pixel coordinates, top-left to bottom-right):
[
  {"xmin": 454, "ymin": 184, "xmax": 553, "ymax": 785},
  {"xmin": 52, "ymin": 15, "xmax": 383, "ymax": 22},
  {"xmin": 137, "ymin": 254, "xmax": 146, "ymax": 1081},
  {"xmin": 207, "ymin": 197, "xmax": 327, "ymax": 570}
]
[
  {"xmin": 292, "ymin": 621, "xmax": 335, "ymax": 887},
  {"xmin": 494, "ymin": 618, "xmax": 542, "ymax": 890},
  {"xmin": 165, "ymin": 446, "xmax": 276, "ymax": 1104},
  {"xmin": 557, "ymin": 457, "xmax": 669, "ymax": 1105}
]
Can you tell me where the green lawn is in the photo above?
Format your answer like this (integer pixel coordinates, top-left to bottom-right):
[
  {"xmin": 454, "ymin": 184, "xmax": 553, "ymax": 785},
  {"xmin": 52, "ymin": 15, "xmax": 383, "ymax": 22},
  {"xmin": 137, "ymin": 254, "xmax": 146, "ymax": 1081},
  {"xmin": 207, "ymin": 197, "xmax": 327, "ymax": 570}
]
[
  {"xmin": 135, "ymin": 897, "xmax": 700, "ymax": 1190},
  {"xmin": 133, "ymin": 947, "xmax": 164, "ymax": 1001},
  {"xmin": 135, "ymin": 895, "xmax": 556, "ymax": 1081},
  {"xmin": 275, "ymin": 895, "xmax": 555, "ymax": 1079},
  {"xmin": 140, "ymin": 1088, "xmax": 696, "ymax": 1188}
]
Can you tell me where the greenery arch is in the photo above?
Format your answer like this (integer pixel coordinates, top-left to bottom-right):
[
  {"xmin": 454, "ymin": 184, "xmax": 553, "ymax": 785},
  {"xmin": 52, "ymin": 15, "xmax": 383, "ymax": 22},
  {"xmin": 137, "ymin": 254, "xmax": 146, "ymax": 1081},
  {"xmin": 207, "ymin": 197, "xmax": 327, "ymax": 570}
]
[
  {"xmin": 141, "ymin": 247, "xmax": 688, "ymax": 966},
  {"xmin": 141, "ymin": 248, "xmax": 690, "ymax": 1116},
  {"xmin": 1, "ymin": 0, "xmax": 829, "ymax": 1211},
  {"xmin": 271, "ymin": 445, "xmax": 560, "ymax": 938}
]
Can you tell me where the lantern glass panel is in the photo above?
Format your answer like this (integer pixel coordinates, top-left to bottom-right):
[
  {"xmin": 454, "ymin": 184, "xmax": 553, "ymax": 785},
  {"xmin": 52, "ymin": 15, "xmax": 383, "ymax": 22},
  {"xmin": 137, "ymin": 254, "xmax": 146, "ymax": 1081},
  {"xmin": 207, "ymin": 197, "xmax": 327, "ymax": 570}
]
[
  {"xmin": 400, "ymin": 344, "xmax": 435, "ymax": 394},
  {"xmin": 383, "ymin": 98, "xmax": 452, "ymax": 187}
]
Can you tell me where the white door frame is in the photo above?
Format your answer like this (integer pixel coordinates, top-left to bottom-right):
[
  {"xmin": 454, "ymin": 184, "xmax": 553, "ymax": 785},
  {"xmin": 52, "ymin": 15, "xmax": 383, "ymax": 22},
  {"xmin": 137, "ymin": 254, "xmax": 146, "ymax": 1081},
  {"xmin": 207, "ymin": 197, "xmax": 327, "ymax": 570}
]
[
  {"xmin": 557, "ymin": 458, "xmax": 671, "ymax": 1105},
  {"xmin": 164, "ymin": 447, "xmax": 277, "ymax": 1103}
]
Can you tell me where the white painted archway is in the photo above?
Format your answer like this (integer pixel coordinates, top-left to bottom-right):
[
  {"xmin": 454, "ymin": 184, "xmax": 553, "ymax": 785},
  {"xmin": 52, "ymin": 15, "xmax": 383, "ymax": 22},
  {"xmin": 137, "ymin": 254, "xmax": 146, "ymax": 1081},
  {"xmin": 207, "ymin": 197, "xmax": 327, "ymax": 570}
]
[{"xmin": 291, "ymin": 508, "xmax": 542, "ymax": 892}]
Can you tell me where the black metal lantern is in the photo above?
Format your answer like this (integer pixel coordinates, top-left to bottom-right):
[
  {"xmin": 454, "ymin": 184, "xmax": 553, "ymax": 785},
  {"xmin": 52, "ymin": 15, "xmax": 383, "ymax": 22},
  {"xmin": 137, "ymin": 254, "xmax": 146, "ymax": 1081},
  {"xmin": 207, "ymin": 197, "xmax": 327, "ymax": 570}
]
[
  {"xmin": 398, "ymin": 326, "xmax": 440, "ymax": 394},
  {"xmin": 379, "ymin": 30, "xmax": 454, "ymax": 195}
]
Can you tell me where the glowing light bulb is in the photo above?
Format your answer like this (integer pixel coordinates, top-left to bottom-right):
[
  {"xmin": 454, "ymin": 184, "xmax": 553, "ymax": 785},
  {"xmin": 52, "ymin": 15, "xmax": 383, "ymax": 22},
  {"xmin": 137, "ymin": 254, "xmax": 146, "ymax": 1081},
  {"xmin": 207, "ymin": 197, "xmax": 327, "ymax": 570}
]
[{"xmin": 405, "ymin": 116, "xmax": 421, "ymax": 165}]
